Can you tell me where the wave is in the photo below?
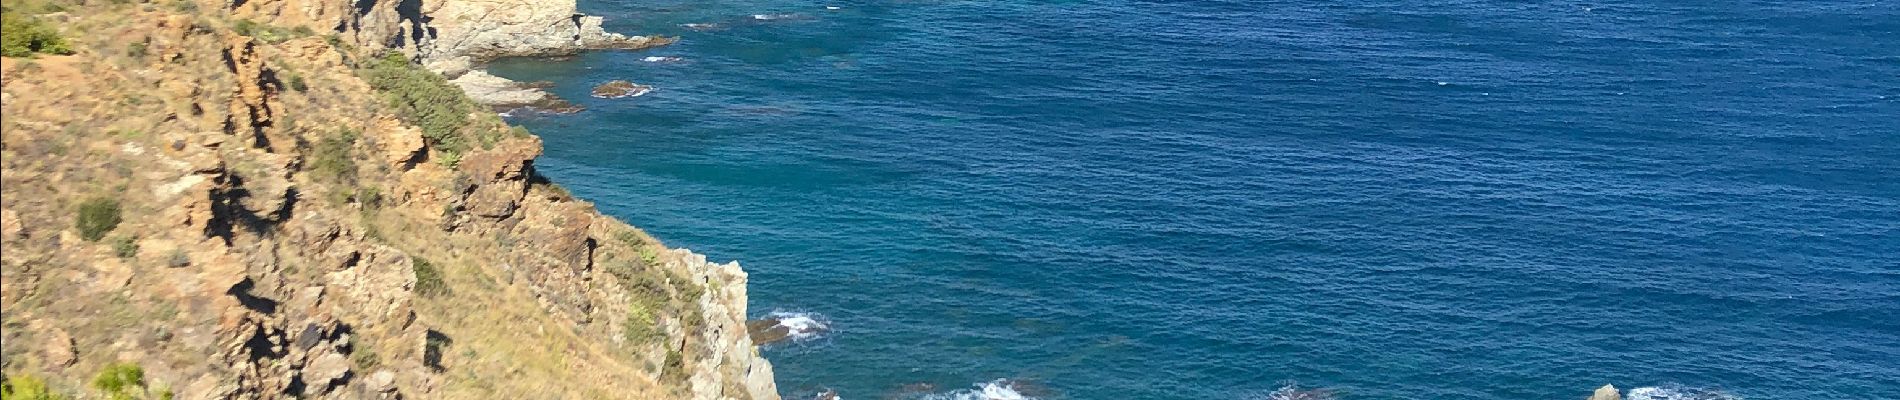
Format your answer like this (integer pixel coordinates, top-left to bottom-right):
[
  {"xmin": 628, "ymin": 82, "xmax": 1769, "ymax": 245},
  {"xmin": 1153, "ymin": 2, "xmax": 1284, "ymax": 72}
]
[
  {"xmin": 641, "ymin": 56, "xmax": 683, "ymax": 63},
  {"xmin": 1627, "ymin": 385, "xmax": 1740, "ymax": 400},
  {"xmin": 1261, "ymin": 383, "xmax": 1336, "ymax": 400},
  {"xmin": 919, "ymin": 380, "xmax": 1035, "ymax": 400},
  {"xmin": 752, "ymin": 13, "xmax": 803, "ymax": 21},
  {"xmin": 768, "ymin": 311, "xmax": 831, "ymax": 342}
]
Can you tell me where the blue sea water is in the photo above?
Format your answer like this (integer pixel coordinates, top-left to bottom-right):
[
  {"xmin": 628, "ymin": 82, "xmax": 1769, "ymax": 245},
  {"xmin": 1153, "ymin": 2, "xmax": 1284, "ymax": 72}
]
[{"xmin": 488, "ymin": 0, "xmax": 1900, "ymax": 398}]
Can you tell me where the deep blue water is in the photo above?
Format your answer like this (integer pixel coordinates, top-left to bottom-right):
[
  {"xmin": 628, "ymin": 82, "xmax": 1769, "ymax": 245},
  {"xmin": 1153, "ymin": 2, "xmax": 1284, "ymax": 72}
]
[{"xmin": 489, "ymin": 1, "xmax": 1900, "ymax": 398}]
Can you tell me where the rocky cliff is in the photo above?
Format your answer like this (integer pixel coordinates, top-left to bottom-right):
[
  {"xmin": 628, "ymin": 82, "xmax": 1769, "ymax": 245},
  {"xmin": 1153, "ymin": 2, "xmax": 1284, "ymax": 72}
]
[{"xmin": 0, "ymin": 0, "xmax": 773, "ymax": 399}]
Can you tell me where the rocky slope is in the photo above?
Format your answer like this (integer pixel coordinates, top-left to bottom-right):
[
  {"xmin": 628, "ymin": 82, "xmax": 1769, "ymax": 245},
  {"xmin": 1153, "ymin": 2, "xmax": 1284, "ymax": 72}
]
[{"xmin": 0, "ymin": 0, "xmax": 773, "ymax": 399}]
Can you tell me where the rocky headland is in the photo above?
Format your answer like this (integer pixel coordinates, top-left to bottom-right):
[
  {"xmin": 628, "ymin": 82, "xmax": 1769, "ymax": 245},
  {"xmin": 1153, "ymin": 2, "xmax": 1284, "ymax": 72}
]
[
  {"xmin": 0, "ymin": 0, "xmax": 769, "ymax": 399},
  {"xmin": 407, "ymin": 0, "xmax": 676, "ymax": 112}
]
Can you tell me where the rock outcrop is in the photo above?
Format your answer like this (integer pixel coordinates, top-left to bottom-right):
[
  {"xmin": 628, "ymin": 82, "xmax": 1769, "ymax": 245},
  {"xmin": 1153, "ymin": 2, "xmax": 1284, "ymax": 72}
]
[
  {"xmin": 1590, "ymin": 384, "xmax": 1622, "ymax": 400},
  {"xmin": 591, "ymin": 80, "xmax": 653, "ymax": 99},
  {"xmin": 0, "ymin": 1, "xmax": 772, "ymax": 399},
  {"xmin": 411, "ymin": 0, "xmax": 673, "ymax": 66},
  {"xmin": 447, "ymin": 70, "xmax": 579, "ymax": 113}
]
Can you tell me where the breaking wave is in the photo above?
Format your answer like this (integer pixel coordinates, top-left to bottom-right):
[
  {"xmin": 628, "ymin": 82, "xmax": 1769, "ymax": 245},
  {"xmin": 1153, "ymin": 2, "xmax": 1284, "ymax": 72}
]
[
  {"xmin": 919, "ymin": 380, "xmax": 1035, "ymax": 400},
  {"xmin": 1627, "ymin": 385, "xmax": 1740, "ymax": 400},
  {"xmin": 768, "ymin": 311, "xmax": 831, "ymax": 342}
]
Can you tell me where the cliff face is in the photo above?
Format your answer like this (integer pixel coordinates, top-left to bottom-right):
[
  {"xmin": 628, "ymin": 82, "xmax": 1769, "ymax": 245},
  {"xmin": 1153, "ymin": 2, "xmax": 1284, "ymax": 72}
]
[{"xmin": 0, "ymin": 1, "xmax": 773, "ymax": 399}]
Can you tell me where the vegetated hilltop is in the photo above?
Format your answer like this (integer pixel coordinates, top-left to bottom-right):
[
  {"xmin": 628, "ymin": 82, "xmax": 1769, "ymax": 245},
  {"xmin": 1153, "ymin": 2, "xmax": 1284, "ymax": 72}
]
[{"xmin": 0, "ymin": 0, "xmax": 776, "ymax": 399}]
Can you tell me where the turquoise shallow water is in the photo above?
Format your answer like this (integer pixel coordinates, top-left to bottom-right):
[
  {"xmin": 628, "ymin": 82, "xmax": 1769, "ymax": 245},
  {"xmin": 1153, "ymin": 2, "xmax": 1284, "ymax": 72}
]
[{"xmin": 491, "ymin": 1, "xmax": 1900, "ymax": 398}]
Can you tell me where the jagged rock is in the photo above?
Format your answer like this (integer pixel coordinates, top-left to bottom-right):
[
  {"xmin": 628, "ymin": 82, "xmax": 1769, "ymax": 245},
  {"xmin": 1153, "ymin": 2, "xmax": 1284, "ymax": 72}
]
[
  {"xmin": 591, "ymin": 80, "xmax": 653, "ymax": 99},
  {"xmin": 306, "ymin": 352, "xmax": 352, "ymax": 386},
  {"xmin": 746, "ymin": 319, "xmax": 793, "ymax": 346},
  {"xmin": 43, "ymin": 329, "xmax": 77, "ymax": 368},
  {"xmin": 366, "ymin": 370, "xmax": 398, "ymax": 392},
  {"xmin": 0, "ymin": 1, "xmax": 777, "ymax": 398},
  {"xmin": 373, "ymin": 117, "xmax": 427, "ymax": 168},
  {"xmin": 1590, "ymin": 384, "xmax": 1622, "ymax": 400},
  {"xmin": 1, "ymin": 208, "xmax": 22, "ymax": 241},
  {"xmin": 459, "ymin": 137, "xmax": 542, "ymax": 218},
  {"xmin": 417, "ymin": 0, "xmax": 674, "ymax": 63},
  {"xmin": 222, "ymin": 36, "xmax": 278, "ymax": 150}
]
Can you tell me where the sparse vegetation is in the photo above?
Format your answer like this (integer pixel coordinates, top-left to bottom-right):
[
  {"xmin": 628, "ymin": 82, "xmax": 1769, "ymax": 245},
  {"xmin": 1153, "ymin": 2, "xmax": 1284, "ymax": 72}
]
[
  {"xmin": 412, "ymin": 256, "xmax": 450, "ymax": 297},
  {"xmin": 166, "ymin": 248, "xmax": 190, "ymax": 267},
  {"xmin": 284, "ymin": 72, "xmax": 308, "ymax": 91},
  {"xmin": 309, "ymin": 128, "xmax": 359, "ymax": 183},
  {"xmin": 355, "ymin": 186, "xmax": 383, "ymax": 207},
  {"xmin": 109, "ymin": 235, "xmax": 139, "ymax": 258},
  {"xmin": 349, "ymin": 335, "xmax": 380, "ymax": 371},
  {"xmin": 90, "ymin": 362, "xmax": 145, "ymax": 400},
  {"xmin": 125, "ymin": 41, "xmax": 147, "ymax": 58},
  {"xmin": 359, "ymin": 52, "xmax": 481, "ymax": 165},
  {"xmin": 623, "ymin": 299, "xmax": 661, "ymax": 344},
  {"xmin": 230, "ymin": 19, "xmax": 307, "ymax": 43},
  {"xmin": 1, "ymin": 5, "xmax": 75, "ymax": 57},
  {"xmin": 76, "ymin": 197, "xmax": 123, "ymax": 242},
  {"xmin": 1, "ymin": 375, "xmax": 67, "ymax": 400},
  {"xmin": 661, "ymin": 348, "xmax": 685, "ymax": 380}
]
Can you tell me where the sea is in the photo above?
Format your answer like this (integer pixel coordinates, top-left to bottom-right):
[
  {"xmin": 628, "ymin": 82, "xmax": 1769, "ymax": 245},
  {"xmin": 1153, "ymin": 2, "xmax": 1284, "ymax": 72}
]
[{"xmin": 486, "ymin": 1, "xmax": 1900, "ymax": 398}]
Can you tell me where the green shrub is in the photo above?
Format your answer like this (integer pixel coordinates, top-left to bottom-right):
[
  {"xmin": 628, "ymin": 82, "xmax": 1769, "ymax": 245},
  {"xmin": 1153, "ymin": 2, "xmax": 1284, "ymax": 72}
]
[
  {"xmin": 125, "ymin": 41, "xmax": 147, "ymax": 58},
  {"xmin": 637, "ymin": 246, "xmax": 660, "ymax": 267},
  {"xmin": 284, "ymin": 73, "xmax": 308, "ymax": 92},
  {"xmin": 1, "ymin": 375, "xmax": 67, "ymax": 400},
  {"xmin": 109, "ymin": 235, "xmax": 139, "ymax": 258},
  {"xmin": 661, "ymin": 348, "xmax": 685, "ymax": 380},
  {"xmin": 348, "ymin": 335, "xmax": 379, "ymax": 370},
  {"xmin": 309, "ymin": 128, "xmax": 358, "ymax": 182},
  {"xmin": 90, "ymin": 362, "xmax": 145, "ymax": 400},
  {"xmin": 358, "ymin": 52, "xmax": 478, "ymax": 162},
  {"xmin": 1, "ymin": 7, "xmax": 76, "ymax": 57},
  {"xmin": 624, "ymin": 300, "xmax": 660, "ymax": 344},
  {"xmin": 411, "ymin": 256, "xmax": 449, "ymax": 297},
  {"xmin": 76, "ymin": 197, "xmax": 123, "ymax": 242},
  {"xmin": 230, "ymin": 19, "xmax": 303, "ymax": 43}
]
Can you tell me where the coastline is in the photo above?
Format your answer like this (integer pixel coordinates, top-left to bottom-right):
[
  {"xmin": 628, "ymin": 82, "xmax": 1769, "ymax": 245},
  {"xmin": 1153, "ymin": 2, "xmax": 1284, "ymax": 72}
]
[{"xmin": 0, "ymin": 0, "xmax": 776, "ymax": 398}]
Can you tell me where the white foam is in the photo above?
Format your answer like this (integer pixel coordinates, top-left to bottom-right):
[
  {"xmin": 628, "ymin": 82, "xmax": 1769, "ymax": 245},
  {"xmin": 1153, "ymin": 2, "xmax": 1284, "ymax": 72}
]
[
  {"xmin": 752, "ymin": 13, "xmax": 801, "ymax": 20},
  {"xmin": 642, "ymin": 56, "xmax": 683, "ymax": 63},
  {"xmin": 1627, "ymin": 386, "xmax": 1740, "ymax": 400},
  {"xmin": 1263, "ymin": 383, "xmax": 1335, "ymax": 400},
  {"xmin": 769, "ymin": 311, "xmax": 831, "ymax": 341},
  {"xmin": 921, "ymin": 380, "xmax": 1033, "ymax": 400},
  {"xmin": 682, "ymin": 23, "xmax": 719, "ymax": 30},
  {"xmin": 826, "ymin": 6, "xmax": 841, "ymax": 10}
]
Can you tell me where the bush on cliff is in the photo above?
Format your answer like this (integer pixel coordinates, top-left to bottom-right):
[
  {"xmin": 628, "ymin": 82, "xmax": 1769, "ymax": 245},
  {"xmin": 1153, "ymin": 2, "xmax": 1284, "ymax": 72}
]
[
  {"xmin": 411, "ymin": 256, "xmax": 450, "ymax": 297},
  {"xmin": 359, "ymin": 52, "xmax": 478, "ymax": 165},
  {"xmin": 75, "ymin": 197, "xmax": 122, "ymax": 242},
  {"xmin": 1, "ymin": 6, "xmax": 76, "ymax": 57},
  {"xmin": 1, "ymin": 375, "xmax": 66, "ymax": 400},
  {"xmin": 309, "ymin": 128, "xmax": 359, "ymax": 183},
  {"xmin": 89, "ymin": 362, "xmax": 145, "ymax": 400},
  {"xmin": 231, "ymin": 19, "xmax": 301, "ymax": 44}
]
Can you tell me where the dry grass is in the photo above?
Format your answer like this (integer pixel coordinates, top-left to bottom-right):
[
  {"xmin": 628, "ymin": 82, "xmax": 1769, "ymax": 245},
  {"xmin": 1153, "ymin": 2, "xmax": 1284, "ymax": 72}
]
[{"xmin": 363, "ymin": 208, "xmax": 670, "ymax": 399}]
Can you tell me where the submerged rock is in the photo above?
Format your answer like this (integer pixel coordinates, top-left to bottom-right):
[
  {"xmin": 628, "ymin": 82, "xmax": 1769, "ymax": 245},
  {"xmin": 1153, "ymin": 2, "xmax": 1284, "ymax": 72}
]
[{"xmin": 591, "ymin": 80, "xmax": 653, "ymax": 99}]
